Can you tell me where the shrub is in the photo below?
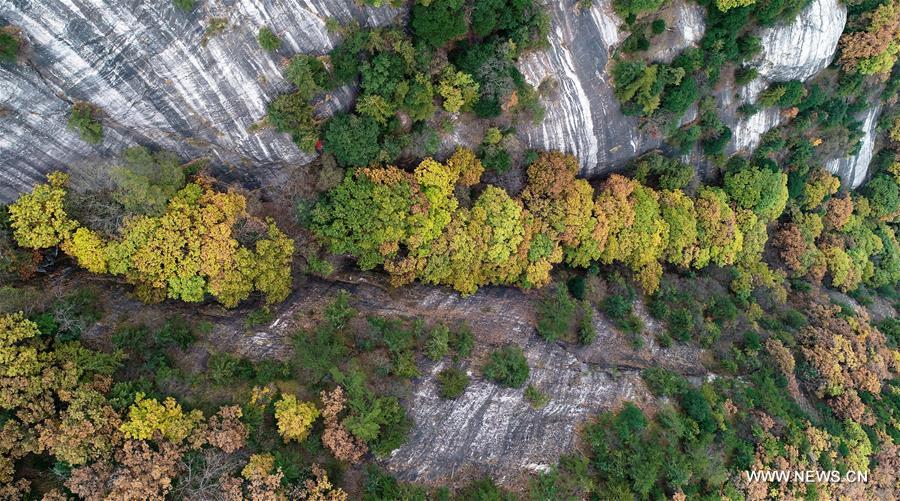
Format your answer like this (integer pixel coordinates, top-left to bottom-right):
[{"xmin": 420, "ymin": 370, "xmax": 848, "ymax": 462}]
[
  {"xmin": 68, "ymin": 103, "xmax": 103, "ymax": 144},
  {"xmin": 707, "ymin": 295, "xmax": 737, "ymax": 324},
  {"xmin": 426, "ymin": 324, "xmax": 450, "ymax": 361},
  {"xmin": 450, "ymin": 325, "xmax": 475, "ymax": 360},
  {"xmin": 208, "ymin": 352, "xmax": 254, "ymax": 385},
  {"xmin": 258, "ymin": 26, "xmax": 281, "ymax": 51},
  {"xmin": 668, "ymin": 307, "xmax": 694, "ymax": 342},
  {"xmin": 536, "ymin": 284, "xmax": 576, "ymax": 342},
  {"xmin": 613, "ymin": 0, "xmax": 665, "ymax": 18},
  {"xmin": 155, "ymin": 317, "xmax": 195, "ymax": 349},
  {"xmin": 641, "ymin": 367, "xmax": 687, "ymax": 396},
  {"xmin": 0, "ymin": 30, "xmax": 20, "ymax": 63},
  {"xmin": 578, "ymin": 300, "xmax": 596, "ymax": 345},
  {"xmin": 436, "ymin": 367, "xmax": 469, "ymax": 399},
  {"xmin": 651, "ymin": 19, "xmax": 666, "ymax": 34},
  {"xmin": 602, "ymin": 294, "xmax": 632, "ymax": 321},
  {"xmin": 524, "ymin": 384, "xmax": 549, "ymax": 408},
  {"xmin": 173, "ymin": 0, "xmax": 195, "ymax": 11},
  {"xmin": 484, "ymin": 346, "xmax": 530, "ymax": 388}
]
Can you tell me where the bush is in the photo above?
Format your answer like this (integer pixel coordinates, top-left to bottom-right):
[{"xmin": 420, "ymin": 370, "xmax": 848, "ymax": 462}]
[
  {"xmin": 437, "ymin": 367, "xmax": 469, "ymax": 399},
  {"xmin": 524, "ymin": 384, "xmax": 549, "ymax": 408},
  {"xmin": 258, "ymin": 26, "xmax": 281, "ymax": 51},
  {"xmin": 578, "ymin": 300, "xmax": 596, "ymax": 345},
  {"xmin": 536, "ymin": 284, "xmax": 576, "ymax": 342},
  {"xmin": 484, "ymin": 346, "xmax": 530, "ymax": 388},
  {"xmin": 651, "ymin": 19, "xmax": 666, "ymax": 34},
  {"xmin": 450, "ymin": 324, "xmax": 475, "ymax": 360},
  {"xmin": 208, "ymin": 352, "xmax": 254, "ymax": 385},
  {"xmin": 68, "ymin": 103, "xmax": 103, "ymax": 144},
  {"xmin": 426, "ymin": 324, "xmax": 450, "ymax": 361},
  {"xmin": 0, "ymin": 30, "xmax": 20, "ymax": 63},
  {"xmin": 173, "ymin": 0, "xmax": 195, "ymax": 11}
]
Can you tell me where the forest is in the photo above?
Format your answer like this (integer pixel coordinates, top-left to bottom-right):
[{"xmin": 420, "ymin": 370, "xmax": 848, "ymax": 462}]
[{"xmin": 0, "ymin": 0, "xmax": 898, "ymax": 498}]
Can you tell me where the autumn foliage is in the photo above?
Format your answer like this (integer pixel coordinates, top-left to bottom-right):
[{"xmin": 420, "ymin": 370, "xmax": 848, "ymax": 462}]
[
  {"xmin": 315, "ymin": 150, "xmax": 786, "ymax": 296},
  {"xmin": 8, "ymin": 173, "xmax": 295, "ymax": 307}
]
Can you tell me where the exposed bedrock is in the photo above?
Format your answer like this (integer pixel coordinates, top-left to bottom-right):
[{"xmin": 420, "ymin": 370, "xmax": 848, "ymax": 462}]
[
  {"xmin": 0, "ymin": 0, "xmax": 400, "ymax": 201},
  {"xmin": 207, "ymin": 276, "xmax": 703, "ymax": 487},
  {"xmin": 724, "ymin": 0, "xmax": 847, "ymax": 154},
  {"xmin": 826, "ymin": 104, "xmax": 882, "ymax": 189},
  {"xmin": 0, "ymin": 0, "xmax": 868, "ymax": 202}
]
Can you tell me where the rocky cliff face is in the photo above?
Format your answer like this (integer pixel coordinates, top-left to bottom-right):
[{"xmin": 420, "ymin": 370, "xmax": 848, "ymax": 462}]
[
  {"xmin": 0, "ymin": 0, "xmax": 400, "ymax": 201},
  {"xmin": 0, "ymin": 0, "xmax": 862, "ymax": 202},
  {"xmin": 517, "ymin": 0, "xmax": 707, "ymax": 176},
  {"xmin": 826, "ymin": 105, "xmax": 882, "ymax": 188},
  {"xmin": 723, "ymin": 0, "xmax": 846, "ymax": 154}
]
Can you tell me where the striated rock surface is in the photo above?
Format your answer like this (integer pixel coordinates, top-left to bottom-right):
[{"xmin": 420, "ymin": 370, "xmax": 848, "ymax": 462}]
[
  {"xmin": 205, "ymin": 275, "xmax": 702, "ymax": 486},
  {"xmin": 517, "ymin": 0, "xmax": 706, "ymax": 177},
  {"xmin": 0, "ymin": 0, "xmax": 861, "ymax": 201},
  {"xmin": 752, "ymin": 0, "xmax": 846, "ymax": 83},
  {"xmin": 826, "ymin": 105, "xmax": 882, "ymax": 188},
  {"xmin": 723, "ymin": 0, "xmax": 847, "ymax": 154},
  {"xmin": 0, "ymin": 0, "xmax": 401, "ymax": 201}
]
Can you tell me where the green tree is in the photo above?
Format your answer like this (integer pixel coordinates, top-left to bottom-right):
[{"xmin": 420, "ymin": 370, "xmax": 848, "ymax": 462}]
[
  {"xmin": 633, "ymin": 152, "xmax": 694, "ymax": 191},
  {"xmin": 411, "ymin": 0, "xmax": 468, "ymax": 47},
  {"xmin": 112, "ymin": 146, "xmax": 186, "ymax": 216},
  {"xmin": 536, "ymin": 283, "xmax": 576, "ymax": 342},
  {"xmin": 267, "ymin": 92, "xmax": 319, "ymax": 152},
  {"xmin": 173, "ymin": 0, "xmax": 195, "ymax": 11},
  {"xmin": 323, "ymin": 113, "xmax": 382, "ymax": 167},
  {"xmin": 723, "ymin": 165, "xmax": 788, "ymax": 221},
  {"xmin": 284, "ymin": 54, "xmax": 329, "ymax": 100},
  {"xmin": 438, "ymin": 66, "xmax": 480, "ymax": 113}
]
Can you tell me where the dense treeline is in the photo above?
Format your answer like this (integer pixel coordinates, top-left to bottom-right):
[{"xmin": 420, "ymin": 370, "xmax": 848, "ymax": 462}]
[
  {"xmin": 3, "ymin": 148, "xmax": 294, "ymax": 308},
  {"xmin": 313, "ymin": 149, "xmax": 787, "ymax": 296},
  {"xmin": 313, "ymin": 146, "xmax": 899, "ymax": 297}
]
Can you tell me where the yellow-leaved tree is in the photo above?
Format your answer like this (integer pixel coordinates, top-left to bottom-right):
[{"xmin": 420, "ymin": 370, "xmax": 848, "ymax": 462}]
[{"xmin": 274, "ymin": 394, "xmax": 320, "ymax": 443}]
